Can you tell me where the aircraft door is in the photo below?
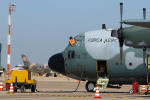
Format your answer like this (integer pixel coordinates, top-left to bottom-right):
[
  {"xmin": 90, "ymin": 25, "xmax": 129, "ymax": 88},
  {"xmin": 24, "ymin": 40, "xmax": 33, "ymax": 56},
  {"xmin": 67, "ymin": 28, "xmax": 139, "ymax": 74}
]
[{"xmin": 96, "ymin": 60, "xmax": 107, "ymax": 78}]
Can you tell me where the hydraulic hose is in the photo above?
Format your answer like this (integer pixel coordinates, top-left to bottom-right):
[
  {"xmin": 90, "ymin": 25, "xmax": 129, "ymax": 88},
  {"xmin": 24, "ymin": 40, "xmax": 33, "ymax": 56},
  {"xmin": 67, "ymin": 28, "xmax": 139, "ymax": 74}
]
[{"xmin": 73, "ymin": 71, "xmax": 84, "ymax": 92}]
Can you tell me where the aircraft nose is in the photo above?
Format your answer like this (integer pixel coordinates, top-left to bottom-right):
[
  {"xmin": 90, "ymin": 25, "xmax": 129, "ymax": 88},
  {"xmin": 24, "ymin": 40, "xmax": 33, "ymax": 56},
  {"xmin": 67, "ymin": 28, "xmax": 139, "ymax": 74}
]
[{"xmin": 48, "ymin": 53, "xmax": 66, "ymax": 75}]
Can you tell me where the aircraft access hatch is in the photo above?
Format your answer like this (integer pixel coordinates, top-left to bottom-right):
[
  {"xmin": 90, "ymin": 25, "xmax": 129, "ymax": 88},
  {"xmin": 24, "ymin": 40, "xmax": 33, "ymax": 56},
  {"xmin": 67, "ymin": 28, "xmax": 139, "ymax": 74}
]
[{"xmin": 96, "ymin": 60, "xmax": 107, "ymax": 78}]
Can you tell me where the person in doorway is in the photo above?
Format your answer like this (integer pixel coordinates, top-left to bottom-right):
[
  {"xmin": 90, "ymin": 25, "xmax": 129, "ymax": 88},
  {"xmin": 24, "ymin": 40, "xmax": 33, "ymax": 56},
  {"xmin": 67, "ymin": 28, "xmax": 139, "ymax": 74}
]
[
  {"xmin": 69, "ymin": 37, "xmax": 76, "ymax": 46},
  {"xmin": 99, "ymin": 65, "xmax": 106, "ymax": 77}
]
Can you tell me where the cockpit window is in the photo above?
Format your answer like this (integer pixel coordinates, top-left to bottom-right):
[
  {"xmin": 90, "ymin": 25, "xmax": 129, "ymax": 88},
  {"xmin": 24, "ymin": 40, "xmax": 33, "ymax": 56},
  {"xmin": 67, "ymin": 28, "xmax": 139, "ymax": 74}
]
[
  {"xmin": 67, "ymin": 34, "xmax": 85, "ymax": 47},
  {"xmin": 74, "ymin": 35, "xmax": 85, "ymax": 42},
  {"xmin": 68, "ymin": 50, "xmax": 75, "ymax": 59},
  {"xmin": 68, "ymin": 51, "xmax": 71, "ymax": 59},
  {"xmin": 71, "ymin": 51, "xmax": 75, "ymax": 58}
]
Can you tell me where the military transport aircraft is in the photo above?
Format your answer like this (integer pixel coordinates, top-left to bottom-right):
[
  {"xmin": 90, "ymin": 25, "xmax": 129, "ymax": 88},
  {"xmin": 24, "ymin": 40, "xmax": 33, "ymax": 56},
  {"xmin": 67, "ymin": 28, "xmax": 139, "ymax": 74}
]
[
  {"xmin": 48, "ymin": 28, "xmax": 149, "ymax": 92},
  {"xmin": 111, "ymin": 3, "xmax": 150, "ymax": 65},
  {"xmin": 21, "ymin": 54, "xmax": 51, "ymax": 76}
]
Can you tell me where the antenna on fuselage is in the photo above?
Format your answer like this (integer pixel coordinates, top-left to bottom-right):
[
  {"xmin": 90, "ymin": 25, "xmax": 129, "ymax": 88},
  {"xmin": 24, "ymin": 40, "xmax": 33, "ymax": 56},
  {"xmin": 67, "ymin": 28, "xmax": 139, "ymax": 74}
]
[
  {"xmin": 102, "ymin": 24, "xmax": 106, "ymax": 29},
  {"xmin": 143, "ymin": 8, "xmax": 146, "ymax": 20}
]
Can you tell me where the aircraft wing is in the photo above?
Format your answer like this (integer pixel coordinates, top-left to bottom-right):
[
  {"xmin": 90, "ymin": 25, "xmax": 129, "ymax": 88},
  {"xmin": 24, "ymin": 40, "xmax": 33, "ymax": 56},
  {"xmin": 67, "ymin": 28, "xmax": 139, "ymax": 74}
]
[{"xmin": 123, "ymin": 19, "xmax": 150, "ymax": 28}]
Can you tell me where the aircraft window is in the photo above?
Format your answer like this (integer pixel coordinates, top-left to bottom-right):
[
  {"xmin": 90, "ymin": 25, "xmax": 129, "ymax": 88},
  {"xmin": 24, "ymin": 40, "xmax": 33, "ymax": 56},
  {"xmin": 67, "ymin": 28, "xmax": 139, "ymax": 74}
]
[
  {"xmin": 75, "ymin": 36, "xmax": 85, "ymax": 41},
  {"xmin": 129, "ymin": 62, "xmax": 132, "ymax": 66},
  {"xmin": 68, "ymin": 51, "xmax": 71, "ymax": 59},
  {"xmin": 71, "ymin": 51, "xmax": 75, "ymax": 58},
  {"xmin": 68, "ymin": 51, "xmax": 75, "ymax": 59},
  {"xmin": 115, "ymin": 62, "xmax": 119, "ymax": 66}
]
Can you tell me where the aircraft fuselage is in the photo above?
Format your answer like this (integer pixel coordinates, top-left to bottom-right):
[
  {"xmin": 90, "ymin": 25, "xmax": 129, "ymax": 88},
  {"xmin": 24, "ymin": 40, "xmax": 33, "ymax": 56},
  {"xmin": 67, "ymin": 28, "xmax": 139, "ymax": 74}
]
[{"xmin": 49, "ymin": 29, "xmax": 149, "ymax": 85}]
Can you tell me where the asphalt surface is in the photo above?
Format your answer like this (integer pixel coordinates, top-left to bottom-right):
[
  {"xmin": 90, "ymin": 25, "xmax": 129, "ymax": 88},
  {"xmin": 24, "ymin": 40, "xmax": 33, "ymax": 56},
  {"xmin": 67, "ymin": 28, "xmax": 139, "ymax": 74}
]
[{"xmin": 0, "ymin": 77, "xmax": 150, "ymax": 100}]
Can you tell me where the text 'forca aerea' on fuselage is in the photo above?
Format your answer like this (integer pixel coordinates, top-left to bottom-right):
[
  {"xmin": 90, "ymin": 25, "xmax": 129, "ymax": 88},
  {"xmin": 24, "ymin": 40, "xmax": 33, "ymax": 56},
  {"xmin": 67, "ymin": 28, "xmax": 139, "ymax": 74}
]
[
  {"xmin": 87, "ymin": 37, "xmax": 118, "ymax": 43},
  {"xmin": 84, "ymin": 30, "xmax": 128, "ymax": 60}
]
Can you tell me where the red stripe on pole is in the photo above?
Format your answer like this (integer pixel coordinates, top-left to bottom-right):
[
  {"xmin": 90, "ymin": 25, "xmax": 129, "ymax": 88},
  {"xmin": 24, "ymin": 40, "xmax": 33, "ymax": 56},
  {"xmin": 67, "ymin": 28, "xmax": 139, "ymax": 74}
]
[
  {"xmin": 7, "ymin": 64, "xmax": 10, "ymax": 75},
  {"xmin": 8, "ymin": 25, "xmax": 11, "ymax": 35},
  {"xmin": 8, "ymin": 45, "xmax": 10, "ymax": 54}
]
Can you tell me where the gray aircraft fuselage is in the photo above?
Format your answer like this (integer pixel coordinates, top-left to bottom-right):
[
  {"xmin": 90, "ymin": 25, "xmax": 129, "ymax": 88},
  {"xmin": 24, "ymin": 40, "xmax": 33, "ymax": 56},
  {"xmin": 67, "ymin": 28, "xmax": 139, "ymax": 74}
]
[{"xmin": 48, "ymin": 29, "xmax": 150, "ymax": 86}]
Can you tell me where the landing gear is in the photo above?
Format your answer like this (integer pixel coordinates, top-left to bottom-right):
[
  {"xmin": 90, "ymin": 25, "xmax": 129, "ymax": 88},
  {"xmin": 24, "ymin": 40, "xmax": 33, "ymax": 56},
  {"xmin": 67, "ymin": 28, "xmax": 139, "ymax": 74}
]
[{"xmin": 85, "ymin": 81, "xmax": 96, "ymax": 92}]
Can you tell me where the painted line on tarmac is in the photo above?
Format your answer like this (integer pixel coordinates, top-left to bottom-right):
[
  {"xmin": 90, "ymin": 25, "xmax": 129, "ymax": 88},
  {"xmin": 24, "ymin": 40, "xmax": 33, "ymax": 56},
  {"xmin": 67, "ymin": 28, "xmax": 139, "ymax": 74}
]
[
  {"xmin": 48, "ymin": 94, "xmax": 93, "ymax": 97},
  {"xmin": 9, "ymin": 93, "xmax": 93, "ymax": 98},
  {"xmin": 109, "ymin": 93, "xmax": 129, "ymax": 99},
  {"xmin": 136, "ymin": 98, "xmax": 144, "ymax": 100},
  {"xmin": 122, "ymin": 97, "xmax": 129, "ymax": 100},
  {"xmin": 110, "ymin": 94, "xmax": 116, "ymax": 98}
]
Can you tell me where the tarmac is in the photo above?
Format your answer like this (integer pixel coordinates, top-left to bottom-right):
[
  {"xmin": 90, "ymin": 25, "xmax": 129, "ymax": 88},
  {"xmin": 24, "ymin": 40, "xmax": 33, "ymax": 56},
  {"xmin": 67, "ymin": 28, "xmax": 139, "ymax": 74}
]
[{"xmin": 0, "ymin": 77, "xmax": 150, "ymax": 100}]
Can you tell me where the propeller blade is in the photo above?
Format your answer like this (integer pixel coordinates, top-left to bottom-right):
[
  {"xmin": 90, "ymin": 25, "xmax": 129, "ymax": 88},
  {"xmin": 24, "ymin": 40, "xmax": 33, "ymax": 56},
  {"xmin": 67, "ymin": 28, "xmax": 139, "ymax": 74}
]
[
  {"xmin": 120, "ymin": 46, "xmax": 123, "ymax": 64},
  {"xmin": 113, "ymin": 3, "xmax": 125, "ymax": 64},
  {"xmin": 118, "ymin": 3, "xmax": 124, "ymax": 64},
  {"xmin": 119, "ymin": 38, "xmax": 124, "ymax": 64},
  {"xmin": 120, "ymin": 3, "xmax": 123, "ymax": 28},
  {"xmin": 143, "ymin": 47, "xmax": 146, "ymax": 65},
  {"xmin": 143, "ymin": 8, "xmax": 146, "ymax": 20}
]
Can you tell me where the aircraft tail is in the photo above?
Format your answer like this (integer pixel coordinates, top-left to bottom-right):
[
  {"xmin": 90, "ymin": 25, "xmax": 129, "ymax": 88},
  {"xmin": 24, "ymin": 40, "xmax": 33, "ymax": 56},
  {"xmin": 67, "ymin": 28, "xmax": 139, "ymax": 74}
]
[{"xmin": 21, "ymin": 54, "xmax": 31, "ymax": 68}]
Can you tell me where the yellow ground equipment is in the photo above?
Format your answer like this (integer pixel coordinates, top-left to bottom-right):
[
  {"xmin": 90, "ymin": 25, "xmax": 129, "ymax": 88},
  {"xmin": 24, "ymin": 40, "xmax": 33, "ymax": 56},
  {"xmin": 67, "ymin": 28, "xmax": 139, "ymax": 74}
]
[{"xmin": 5, "ymin": 69, "xmax": 36, "ymax": 93}]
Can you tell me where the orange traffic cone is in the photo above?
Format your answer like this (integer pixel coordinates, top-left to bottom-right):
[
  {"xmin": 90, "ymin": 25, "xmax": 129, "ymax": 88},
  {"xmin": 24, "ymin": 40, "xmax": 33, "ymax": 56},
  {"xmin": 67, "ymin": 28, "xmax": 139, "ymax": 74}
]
[
  {"xmin": 94, "ymin": 85, "xmax": 101, "ymax": 98},
  {"xmin": 0, "ymin": 81, "xmax": 3, "ymax": 91},
  {"xmin": 141, "ymin": 85, "xmax": 147, "ymax": 93},
  {"xmin": 8, "ymin": 83, "xmax": 14, "ymax": 93}
]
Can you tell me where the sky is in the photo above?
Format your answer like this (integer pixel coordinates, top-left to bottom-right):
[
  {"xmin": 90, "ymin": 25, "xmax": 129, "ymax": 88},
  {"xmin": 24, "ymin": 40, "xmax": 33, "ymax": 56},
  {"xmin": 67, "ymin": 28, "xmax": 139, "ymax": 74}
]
[{"xmin": 0, "ymin": 0, "xmax": 150, "ymax": 68}]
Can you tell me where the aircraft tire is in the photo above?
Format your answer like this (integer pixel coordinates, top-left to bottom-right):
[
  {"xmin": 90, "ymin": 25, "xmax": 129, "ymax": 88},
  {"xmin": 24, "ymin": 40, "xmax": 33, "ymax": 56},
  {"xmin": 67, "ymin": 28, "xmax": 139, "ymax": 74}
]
[{"xmin": 85, "ymin": 81, "xmax": 96, "ymax": 92}]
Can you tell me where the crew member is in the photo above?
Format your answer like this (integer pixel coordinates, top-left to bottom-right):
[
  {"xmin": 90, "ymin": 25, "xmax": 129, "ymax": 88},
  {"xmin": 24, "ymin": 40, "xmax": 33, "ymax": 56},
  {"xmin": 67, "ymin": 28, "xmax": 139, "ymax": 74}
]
[{"xmin": 69, "ymin": 37, "xmax": 76, "ymax": 46}]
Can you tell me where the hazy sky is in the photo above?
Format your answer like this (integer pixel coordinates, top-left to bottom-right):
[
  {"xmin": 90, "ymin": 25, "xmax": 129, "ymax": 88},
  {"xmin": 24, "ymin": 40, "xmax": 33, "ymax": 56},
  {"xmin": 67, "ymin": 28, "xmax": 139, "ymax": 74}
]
[{"xmin": 0, "ymin": 0, "xmax": 150, "ymax": 68}]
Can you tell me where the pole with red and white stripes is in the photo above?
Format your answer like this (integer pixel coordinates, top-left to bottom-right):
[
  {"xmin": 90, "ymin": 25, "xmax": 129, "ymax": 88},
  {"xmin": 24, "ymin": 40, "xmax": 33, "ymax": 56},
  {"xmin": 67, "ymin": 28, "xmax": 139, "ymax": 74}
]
[{"xmin": 7, "ymin": 4, "xmax": 16, "ymax": 78}]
